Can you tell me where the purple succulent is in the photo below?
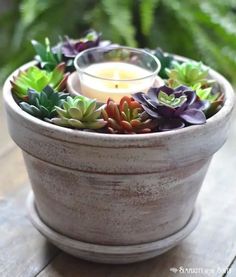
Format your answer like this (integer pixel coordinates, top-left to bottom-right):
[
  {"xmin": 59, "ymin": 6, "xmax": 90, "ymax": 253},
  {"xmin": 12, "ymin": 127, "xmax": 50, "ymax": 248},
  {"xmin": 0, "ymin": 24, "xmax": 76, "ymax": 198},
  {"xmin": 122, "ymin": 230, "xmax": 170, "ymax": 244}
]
[
  {"xmin": 53, "ymin": 30, "xmax": 101, "ymax": 58},
  {"xmin": 132, "ymin": 85, "xmax": 208, "ymax": 131}
]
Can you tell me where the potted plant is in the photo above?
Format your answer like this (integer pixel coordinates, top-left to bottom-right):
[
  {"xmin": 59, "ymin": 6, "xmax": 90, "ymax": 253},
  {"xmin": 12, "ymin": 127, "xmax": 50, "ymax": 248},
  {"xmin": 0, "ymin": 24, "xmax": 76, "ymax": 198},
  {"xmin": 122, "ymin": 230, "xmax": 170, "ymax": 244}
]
[{"xmin": 3, "ymin": 30, "xmax": 234, "ymax": 264}]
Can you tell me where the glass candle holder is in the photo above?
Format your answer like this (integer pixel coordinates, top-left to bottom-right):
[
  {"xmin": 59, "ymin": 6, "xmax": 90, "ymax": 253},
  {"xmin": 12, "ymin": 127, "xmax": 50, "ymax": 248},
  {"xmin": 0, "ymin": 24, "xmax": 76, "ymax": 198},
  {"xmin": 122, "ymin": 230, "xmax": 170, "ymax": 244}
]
[{"xmin": 74, "ymin": 46, "xmax": 161, "ymax": 103}]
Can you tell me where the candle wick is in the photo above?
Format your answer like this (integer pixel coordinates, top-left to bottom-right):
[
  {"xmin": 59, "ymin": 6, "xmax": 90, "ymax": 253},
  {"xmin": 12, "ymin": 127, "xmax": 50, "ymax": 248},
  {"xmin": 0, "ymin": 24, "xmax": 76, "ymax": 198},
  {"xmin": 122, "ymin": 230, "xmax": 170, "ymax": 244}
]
[{"xmin": 115, "ymin": 84, "xmax": 118, "ymax": 89}]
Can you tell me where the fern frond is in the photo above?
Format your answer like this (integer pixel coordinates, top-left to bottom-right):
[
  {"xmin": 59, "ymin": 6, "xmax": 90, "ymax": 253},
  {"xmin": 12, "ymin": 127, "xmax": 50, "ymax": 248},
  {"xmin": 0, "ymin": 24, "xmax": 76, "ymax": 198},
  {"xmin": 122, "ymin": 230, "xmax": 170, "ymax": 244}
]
[
  {"xmin": 101, "ymin": 0, "xmax": 137, "ymax": 46},
  {"xmin": 139, "ymin": 0, "xmax": 160, "ymax": 35}
]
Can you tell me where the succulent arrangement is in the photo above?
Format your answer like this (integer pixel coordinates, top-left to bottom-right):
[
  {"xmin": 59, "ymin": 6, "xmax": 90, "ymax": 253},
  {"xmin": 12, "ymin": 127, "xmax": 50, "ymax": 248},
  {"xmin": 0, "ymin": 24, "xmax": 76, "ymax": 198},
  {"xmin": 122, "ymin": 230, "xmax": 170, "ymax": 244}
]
[{"xmin": 10, "ymin": 31, "xmax": 225, "ymax": 134}]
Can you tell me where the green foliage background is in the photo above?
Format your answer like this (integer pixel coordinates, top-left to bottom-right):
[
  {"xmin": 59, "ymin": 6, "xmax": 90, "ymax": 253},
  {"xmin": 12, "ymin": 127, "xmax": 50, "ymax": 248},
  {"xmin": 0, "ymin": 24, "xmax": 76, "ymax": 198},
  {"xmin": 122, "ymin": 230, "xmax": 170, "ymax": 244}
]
[{"xmin": 1, "ymin": 0, "xmax": 236, "ymax": 84}]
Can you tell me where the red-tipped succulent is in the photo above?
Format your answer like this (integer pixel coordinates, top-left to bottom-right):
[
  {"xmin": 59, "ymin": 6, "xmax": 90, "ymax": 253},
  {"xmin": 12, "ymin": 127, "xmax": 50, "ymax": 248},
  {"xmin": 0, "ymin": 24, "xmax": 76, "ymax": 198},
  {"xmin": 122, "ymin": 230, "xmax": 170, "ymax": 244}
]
[{"xmin": 102, "ymin": 96, "xmax": 157, "ymax": 134}]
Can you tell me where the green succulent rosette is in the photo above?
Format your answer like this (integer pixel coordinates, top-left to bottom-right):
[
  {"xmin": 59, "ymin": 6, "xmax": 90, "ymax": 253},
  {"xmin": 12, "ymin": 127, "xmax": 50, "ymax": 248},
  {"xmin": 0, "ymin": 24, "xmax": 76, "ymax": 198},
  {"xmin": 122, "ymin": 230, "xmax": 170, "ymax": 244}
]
[
  {"xmin": 166, "ymin": 61, "xmax": 214, "ymax": 88},
  {"xmin": 11, "ymin": 63, "xmax": 69, "ymax": 100},
  {"xmin": 19, "ymin": 86, "xmax": 68, "ymax": 120},
  {"xmin": 51, "ymin": 95, "xmax": 107, "ymax": 130}
]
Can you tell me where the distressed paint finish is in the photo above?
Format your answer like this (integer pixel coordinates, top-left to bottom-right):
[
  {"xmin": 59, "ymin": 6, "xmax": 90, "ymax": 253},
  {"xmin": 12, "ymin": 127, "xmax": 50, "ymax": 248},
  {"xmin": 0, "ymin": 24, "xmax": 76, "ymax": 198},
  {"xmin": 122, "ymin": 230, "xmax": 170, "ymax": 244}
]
[
  {"xmin": 27, "ymin": 191, "xmax": 200, "ymax": 264},
  {"xmin": 3, "ymin": 57, "xmax": 235, "ymax": 263},
  {"xmin": 24, "ymin": 151, "xmax": 209, "ymax": 245}
]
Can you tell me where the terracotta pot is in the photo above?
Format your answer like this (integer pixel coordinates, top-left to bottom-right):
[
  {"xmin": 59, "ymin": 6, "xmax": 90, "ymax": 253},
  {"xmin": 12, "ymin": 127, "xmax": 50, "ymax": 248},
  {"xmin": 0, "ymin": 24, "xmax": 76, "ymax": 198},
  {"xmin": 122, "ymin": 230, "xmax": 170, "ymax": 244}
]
[{"xmin": 3, "ymin": 58, "xmax": 234, "ymax": 263}]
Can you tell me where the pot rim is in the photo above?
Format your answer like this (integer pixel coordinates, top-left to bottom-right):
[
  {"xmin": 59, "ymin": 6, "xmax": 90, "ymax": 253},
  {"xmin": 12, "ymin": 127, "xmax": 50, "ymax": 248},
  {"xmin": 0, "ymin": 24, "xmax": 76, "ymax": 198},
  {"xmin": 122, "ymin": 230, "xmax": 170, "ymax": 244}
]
[{"xmin": 3, "ymin": 55, "xmax": 235, "ymax": 146}]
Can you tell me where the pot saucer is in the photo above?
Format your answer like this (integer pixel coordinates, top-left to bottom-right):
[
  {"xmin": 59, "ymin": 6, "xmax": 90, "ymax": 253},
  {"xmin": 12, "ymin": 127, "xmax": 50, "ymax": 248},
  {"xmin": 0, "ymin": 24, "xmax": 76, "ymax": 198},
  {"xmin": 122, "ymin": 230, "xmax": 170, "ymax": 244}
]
[{"xmin": 27, "ymin": 191, "xmax": 200, "ymax": 264}]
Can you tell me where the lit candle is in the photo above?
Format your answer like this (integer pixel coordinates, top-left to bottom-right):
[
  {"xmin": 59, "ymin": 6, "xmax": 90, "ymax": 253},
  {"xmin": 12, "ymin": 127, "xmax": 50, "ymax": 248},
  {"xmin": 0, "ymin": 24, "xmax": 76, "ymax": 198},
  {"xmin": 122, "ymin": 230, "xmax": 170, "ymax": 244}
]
[
  {"xmin": 80, "ymin": 62, "xmax": 158, "ymax": 103},
  {"xmin": 74, "ymin": 47, "xmax": 162, "ymax": 103}
]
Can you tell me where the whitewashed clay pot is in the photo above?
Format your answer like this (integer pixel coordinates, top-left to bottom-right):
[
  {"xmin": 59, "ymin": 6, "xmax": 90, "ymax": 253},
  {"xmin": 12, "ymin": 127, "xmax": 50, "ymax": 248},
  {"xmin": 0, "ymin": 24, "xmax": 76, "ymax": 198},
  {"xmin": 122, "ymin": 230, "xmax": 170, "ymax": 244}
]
[{"xmin": 3, "ymin": 58, "xmax": 234, "ymax": 264}]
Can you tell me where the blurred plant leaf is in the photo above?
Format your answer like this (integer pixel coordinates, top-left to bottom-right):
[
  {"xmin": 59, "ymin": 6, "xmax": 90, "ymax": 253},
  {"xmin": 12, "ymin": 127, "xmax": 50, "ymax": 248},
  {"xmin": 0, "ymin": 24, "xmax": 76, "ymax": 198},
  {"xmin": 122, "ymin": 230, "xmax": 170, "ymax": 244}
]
[
  {"xmin": 139, "ymin": 0, "xmax": 160, "ymax": 35},
  {"xmin": 1, "ymin": 0, "xmax": 236, "ymax": 86},
  {"xmin": 20, "ymin": 0, "xmax": 50, "ymax": 27},
  {"xmin": 101, "ymin": 0, "xmax": 137, "ymax": 47}
]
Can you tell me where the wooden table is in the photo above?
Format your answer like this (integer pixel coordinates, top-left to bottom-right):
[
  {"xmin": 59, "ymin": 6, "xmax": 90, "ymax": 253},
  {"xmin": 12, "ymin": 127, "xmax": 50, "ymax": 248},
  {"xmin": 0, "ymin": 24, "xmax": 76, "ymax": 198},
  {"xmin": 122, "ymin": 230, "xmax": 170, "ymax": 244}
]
[{"xmin": 1, "ymin": 92, "xmax": 236, "ymax": 277}]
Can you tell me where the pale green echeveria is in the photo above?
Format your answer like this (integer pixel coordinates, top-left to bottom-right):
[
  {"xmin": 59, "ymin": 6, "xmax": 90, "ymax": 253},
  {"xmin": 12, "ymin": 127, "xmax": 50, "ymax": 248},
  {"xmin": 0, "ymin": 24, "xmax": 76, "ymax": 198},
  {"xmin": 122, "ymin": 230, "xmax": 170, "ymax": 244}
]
[
  {"xmin": 51, "ymin": 95, "xmax": 107, "ymax": 130},
  {"xmin": 166, "ymin": 61, "xmax": 214, "ymax": 88}
]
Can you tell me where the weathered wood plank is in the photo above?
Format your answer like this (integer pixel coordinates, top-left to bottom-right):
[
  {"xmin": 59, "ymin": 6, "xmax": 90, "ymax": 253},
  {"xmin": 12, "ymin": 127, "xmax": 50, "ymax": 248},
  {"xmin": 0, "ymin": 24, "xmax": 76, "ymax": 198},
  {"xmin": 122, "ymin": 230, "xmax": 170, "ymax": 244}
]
[
  {"xmin": 0, "ymin": 184, "xmax": 60, "ymax": 277},
  {"xmin": 0, "ymin": 136, "xmax": 60, "ymax": 276},
  {"xmin": 0, "ymin": 147, "xmax": 28, "ymax": 196},
  {"xmin": 37, "ymin": 112, "xmax": 236, "ymax": 277}
]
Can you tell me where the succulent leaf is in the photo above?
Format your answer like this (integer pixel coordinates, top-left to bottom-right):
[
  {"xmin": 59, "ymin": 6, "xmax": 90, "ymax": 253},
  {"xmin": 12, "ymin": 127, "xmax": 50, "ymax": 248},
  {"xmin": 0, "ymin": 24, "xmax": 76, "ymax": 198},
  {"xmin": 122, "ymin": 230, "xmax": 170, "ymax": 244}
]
[
  {"xmin": 68, "ymin": 107, "xmax": 83, "ymax": 120},
  {"xmin": 152, "ymin": 48, "xmax": 174, "ymax": 79},
  {"xmin": 158, "ymin": 91, "xmax": 187, "ymax": 108},
  {"xmin": 192, "ymin": 83, "xmax": 224, "ymax": 117},
  {"xmin": 179, "ymin": 109, "xmax": 206, "ymax": 125},
  {"xmin": 51, "ymin": 95, "xmax": 106, "ymax": 130},
  {"xmin": 192, "ymin": 83, "xmax": 220, "ymax": 103},
  {"xmin": 31, "ymin": 38, "xmax": 62, "ymax": 71}
]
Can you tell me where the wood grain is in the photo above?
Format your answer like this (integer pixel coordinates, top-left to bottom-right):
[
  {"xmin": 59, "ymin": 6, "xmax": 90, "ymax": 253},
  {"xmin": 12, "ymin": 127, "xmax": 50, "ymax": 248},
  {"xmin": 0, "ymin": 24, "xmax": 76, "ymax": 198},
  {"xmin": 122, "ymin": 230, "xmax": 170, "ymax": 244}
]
[
  {"xmin": 0, "ymin": 184, "xmax": 60, "ymax": 277},
  {"xmin": 0, "ymin": 148, "xmax": 28, "ymax": 196},
  {"xmin": 0, "ymin": 149, "xmax": 60, "ymax": 277}
]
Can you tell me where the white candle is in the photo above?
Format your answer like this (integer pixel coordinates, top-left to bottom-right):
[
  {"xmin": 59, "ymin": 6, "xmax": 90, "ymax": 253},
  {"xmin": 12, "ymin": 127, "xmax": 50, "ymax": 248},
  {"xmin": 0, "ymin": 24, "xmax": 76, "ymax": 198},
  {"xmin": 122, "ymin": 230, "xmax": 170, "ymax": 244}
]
[{"xmin": 79, "ymin": 62, "xmax": 157, "ymax": 103}]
